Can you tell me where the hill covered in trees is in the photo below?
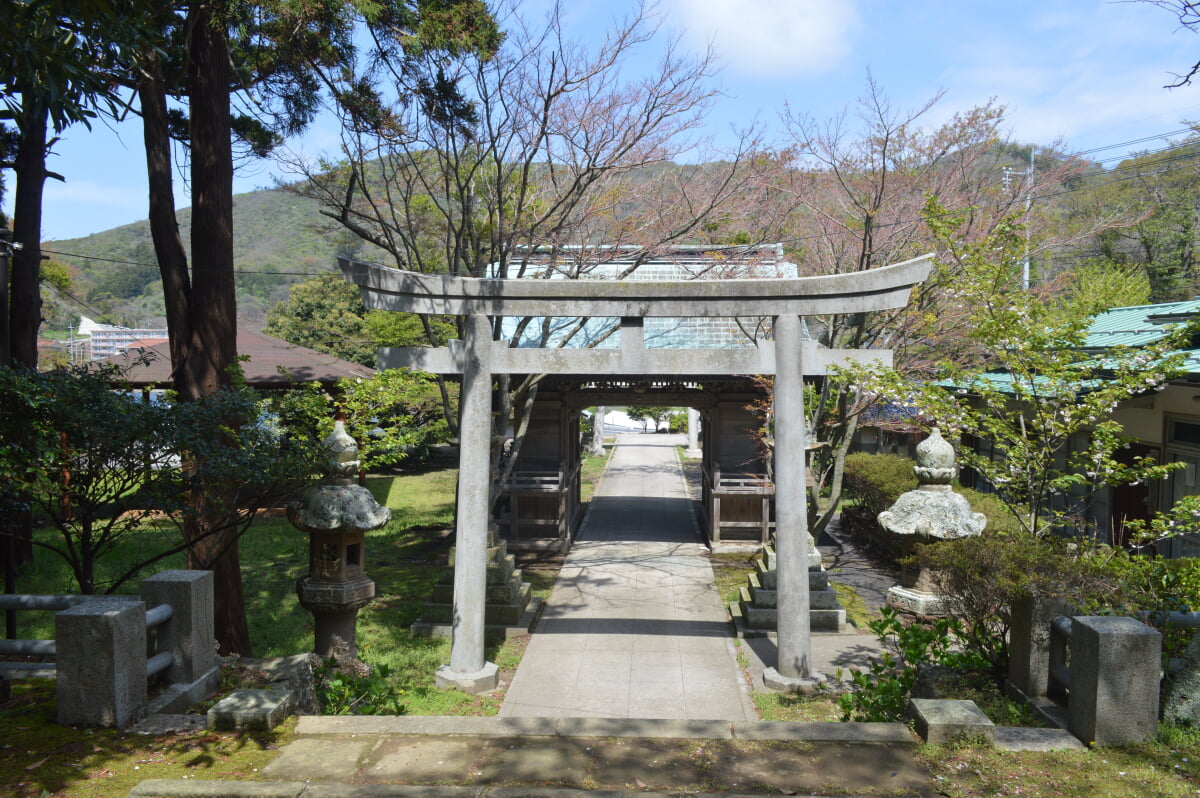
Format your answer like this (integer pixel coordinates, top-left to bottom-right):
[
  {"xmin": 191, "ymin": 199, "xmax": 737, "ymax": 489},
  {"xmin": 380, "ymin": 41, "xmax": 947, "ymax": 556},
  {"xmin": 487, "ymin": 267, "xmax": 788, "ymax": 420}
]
[{"xmin": 43, "ymin": 184, "xmax": 385, "ymax": 331}]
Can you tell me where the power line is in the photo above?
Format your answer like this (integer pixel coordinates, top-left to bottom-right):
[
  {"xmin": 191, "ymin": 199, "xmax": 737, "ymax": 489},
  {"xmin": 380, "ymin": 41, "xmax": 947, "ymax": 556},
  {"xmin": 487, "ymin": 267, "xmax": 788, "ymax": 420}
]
[
  {"xmin": 42, "ymin": 248, "xmax": 328, "ymax": 277},
  {"xmin": 40, "ymin": 124, "xmax": 1200, "ymax": 278}
]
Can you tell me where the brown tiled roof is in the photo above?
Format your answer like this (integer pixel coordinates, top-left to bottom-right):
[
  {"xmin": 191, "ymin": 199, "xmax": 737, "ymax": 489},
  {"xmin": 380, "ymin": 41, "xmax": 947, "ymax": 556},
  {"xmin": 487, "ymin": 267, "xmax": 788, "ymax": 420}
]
[{"xmin": 97, "ymin": 329, "xmax": 375, "ymax": 388}]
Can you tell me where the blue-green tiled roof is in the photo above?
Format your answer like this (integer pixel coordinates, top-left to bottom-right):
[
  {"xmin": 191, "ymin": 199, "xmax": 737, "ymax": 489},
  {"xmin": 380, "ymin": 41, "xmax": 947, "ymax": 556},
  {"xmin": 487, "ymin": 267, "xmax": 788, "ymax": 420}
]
[{"xmin": 1084, "ymin": 299, "xmax": 1200, "ymax": 349}]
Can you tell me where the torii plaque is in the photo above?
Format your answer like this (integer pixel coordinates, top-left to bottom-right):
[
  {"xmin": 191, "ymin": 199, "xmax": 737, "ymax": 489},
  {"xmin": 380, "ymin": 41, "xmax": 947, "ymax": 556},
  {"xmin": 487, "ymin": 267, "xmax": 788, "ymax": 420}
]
[{"xmin": 341, "ymin": 254, "xmax": 932, "ymax": 694}]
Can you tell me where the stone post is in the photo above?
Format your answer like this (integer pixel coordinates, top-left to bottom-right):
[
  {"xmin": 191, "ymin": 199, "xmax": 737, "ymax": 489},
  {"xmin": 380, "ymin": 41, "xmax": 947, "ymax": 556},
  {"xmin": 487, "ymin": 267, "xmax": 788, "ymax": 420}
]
[
  {"xmin": 685, "ymin": 407, "xmax": 701, "ymax": 458},
  {"xmin": 56, "ymin": 597, "xmax": 146, "ymax": 727},
  {"xmin": 1007, "ymin": 593, "xmax": 1074, "ymax": 702},
  {"xmin": 1069, "ymin": 616, "xmax": 1160, "ymax": 746},
  {"xmin": 763, "ymin": 314, "xmax": 822, "ymax": 692},
  {"xmin": 436, "ymin": 313, "xmax": 499, "ymax": 693},
  {"xmin": 591, "ymin": 405, "xmax": 606, "ymax": 456},
  {"xmin": 140, "ymin": 570, "xmax": 217, "ymax": 685}
]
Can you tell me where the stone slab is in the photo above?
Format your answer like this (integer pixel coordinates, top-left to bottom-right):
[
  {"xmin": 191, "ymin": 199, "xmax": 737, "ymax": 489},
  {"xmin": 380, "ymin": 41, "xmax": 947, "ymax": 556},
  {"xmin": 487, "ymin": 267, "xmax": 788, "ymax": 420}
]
[
  {"xmin": 129, "ymin": 713, "xmax": 209, "ymax": 735},
  {"xmin": 208, "ymin": 687, "xmax": 294, "ymax": 732},
  {"xmin": 410, "ymin": 600, "xmax": 541, "ymax": 642},
  {"xmin": 364, "ymin": 737, "xmax": 484, "ymax": 783},
  {"xmin": 297, "ymin": 715, "xmax": 559, "ymax": 736},
  {"xmin": 732, "ymin": 721, "xmax": 915, "ymax": 743},
  {"xmin": 147, "ymin": 666, "xmax": 222, "ymax": 716},
  {"xmin": 993, "ymin": 725, "xmax": 1087, "ymax": 751},
  {"xmin": 744, "ymin": 584, "xmax": 843, "ymax": 610},
  {"xmin": 261, "ymin": 737, "xmax": 373, "ymax": 781},
  {"xmin": 553, "ymin": 718, "xmax": 733, "ymax": 739},
  {"xmin": 128, "ymin": 781, "xmax": 306, "ymax": 797},
  {"xmin": 887, "ymin": 585, "xmax": 951, "ymax": 616},
  {"xmin": 909, "ymin": 698, "xmax": 996, "ymax": 744},
  {"xmin": 306, "ymin": 788, "xmax": 477, "ymax": 798},
  {"xmin": 739, "ymin": 604, "xmax": 847, "ymax": 632}
]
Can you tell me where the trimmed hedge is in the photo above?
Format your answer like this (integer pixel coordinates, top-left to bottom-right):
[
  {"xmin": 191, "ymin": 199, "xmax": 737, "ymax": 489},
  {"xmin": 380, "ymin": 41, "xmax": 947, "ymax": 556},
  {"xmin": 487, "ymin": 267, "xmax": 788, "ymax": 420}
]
[
  {"xmin": 841, "ymin": 451, "xmax": 1018, "ymax": 562},
  {"xmin": 841, "ymin": 452, "xmax": 917, "ymax": 560}
]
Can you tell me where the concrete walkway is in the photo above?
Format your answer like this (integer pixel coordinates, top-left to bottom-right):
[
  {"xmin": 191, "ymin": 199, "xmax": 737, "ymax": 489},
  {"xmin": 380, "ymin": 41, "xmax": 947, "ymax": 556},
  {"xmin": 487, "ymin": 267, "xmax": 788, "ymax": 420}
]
[{"xmin": 501, "ymin": 433, "xmax": 755, "ymax": 720}]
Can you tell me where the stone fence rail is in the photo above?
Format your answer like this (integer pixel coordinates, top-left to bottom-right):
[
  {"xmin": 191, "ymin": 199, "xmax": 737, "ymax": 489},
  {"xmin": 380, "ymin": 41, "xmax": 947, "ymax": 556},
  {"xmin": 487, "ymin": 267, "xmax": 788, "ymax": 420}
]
[
  {"xmin": 1008, "ymin": 595, "xmax": 1161, "ymax": 746},
  {"xmin": 0, "ymin": 570, "xmax": 219, "ymax": 728}
]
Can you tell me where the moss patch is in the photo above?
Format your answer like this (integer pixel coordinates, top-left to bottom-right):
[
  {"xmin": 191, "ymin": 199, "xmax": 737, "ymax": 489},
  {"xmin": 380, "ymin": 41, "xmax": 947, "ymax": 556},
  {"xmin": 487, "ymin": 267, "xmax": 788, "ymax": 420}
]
[{"xmin": 0, "ymin": 681, "xmax": 292, "ymax": 798}]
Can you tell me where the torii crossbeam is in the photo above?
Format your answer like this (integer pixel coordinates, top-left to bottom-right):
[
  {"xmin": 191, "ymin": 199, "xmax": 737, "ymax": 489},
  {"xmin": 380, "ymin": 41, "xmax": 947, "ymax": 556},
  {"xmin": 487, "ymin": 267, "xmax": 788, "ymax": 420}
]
[{"xmin": 340, "ymin": 254, "xmax": 933, "ymax": 694}]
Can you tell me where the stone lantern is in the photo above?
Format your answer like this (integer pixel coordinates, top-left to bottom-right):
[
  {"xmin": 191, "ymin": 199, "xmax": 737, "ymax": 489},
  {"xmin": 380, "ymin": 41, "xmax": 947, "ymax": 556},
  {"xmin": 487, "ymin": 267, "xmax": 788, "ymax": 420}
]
[
  {"xmin": 289, "ymin": 420, "xmax": 391, "ymax": 657},
  {"xmin": 879, "ymin": 427, "xmax": 985, "ymax": 615}
]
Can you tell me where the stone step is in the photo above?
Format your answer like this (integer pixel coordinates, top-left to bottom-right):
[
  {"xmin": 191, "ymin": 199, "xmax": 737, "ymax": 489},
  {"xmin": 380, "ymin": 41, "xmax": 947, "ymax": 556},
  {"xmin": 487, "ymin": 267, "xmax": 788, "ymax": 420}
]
[
  {"xmin": 737, "ymin": 601, "xmax": 847, "ymax": 632},
  {"xmin": 438, "ymin": 557, "xmax": 516, "ymax": 586},
  {"xmin": 754, "ymin": 564, "xmax": 829, "ymax": 591},
  {"xmin": 449, "ymin": 542, "xmax": 511, "ymax": 568},
  {"xmin": 741, "ymin": 584, "xmax": 843, "ymax": 611},
  {"xmin": 759, "ymin": 543, "xmax": 823, "ymax": 571},
  {"xmin": 432, "ymin": 569, "xmax": 525, "ymax": 604},
  {"xmin": 410, "ymin": 598, "xmax": 542, "ymax": 643},
  {"xmin": 416, "ymin": 582, "xmax": 533, "ymax": 626}
]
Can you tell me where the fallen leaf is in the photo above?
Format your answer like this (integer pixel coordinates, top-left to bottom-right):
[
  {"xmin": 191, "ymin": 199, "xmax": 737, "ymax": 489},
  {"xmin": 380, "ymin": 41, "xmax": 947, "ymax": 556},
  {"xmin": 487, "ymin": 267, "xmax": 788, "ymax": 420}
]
[
  {"xmin": 92, "ymin": 746, "xmax": 104, "ymax": 753},
  {"xmin": 779, "ymin": 790, "xmax": 797, "ymax": 796},
  {"xmin": 635, "ymin": 778, "xmax": 648, "ymax": 789},
  {"xmin": 25, "ymin": 757, "xmax": 47, "ymax": 771}
]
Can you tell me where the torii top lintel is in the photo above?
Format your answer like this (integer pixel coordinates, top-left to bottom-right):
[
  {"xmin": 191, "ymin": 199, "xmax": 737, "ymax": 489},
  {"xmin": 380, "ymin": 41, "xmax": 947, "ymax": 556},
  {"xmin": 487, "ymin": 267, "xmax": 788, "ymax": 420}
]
[{"xmin": 338, "ymin": 254, "xmax": 934, "ymax": 319}]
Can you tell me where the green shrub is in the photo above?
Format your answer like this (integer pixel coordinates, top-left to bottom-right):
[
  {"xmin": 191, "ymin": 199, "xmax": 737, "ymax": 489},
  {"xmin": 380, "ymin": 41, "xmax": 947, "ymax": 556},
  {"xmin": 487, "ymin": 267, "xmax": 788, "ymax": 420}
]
[
  {"xmin": 958, "ymin": 486, "xmax": 1023, "ymax": 537},
  {"xmin": 838, "ymin": 606, "xmax": 989, "ymax": 722},
  {"xmin": 841, "ymin": 452, "xmax": 917, "ymax": 559},
  {"xmin": 913, "ymin": 532, "xmax": 1119, "ymax": 680},
  {"xmin": 313, "ymin": 650, "xmax": 408, "ymax": 715}
]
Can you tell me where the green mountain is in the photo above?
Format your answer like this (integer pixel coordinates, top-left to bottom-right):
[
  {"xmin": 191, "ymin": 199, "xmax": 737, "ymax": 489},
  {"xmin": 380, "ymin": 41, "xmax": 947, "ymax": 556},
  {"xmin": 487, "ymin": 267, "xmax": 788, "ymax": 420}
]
[{"xmin": 44, "ymin": 185, "xmax": 382, "ymax": 330}]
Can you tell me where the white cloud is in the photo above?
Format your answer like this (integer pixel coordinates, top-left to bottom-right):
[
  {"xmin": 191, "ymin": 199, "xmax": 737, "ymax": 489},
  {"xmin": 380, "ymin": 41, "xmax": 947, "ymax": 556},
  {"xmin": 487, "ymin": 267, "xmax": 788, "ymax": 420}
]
[
  {"xmin": 662, "ymin": 0, "xmax": 860, "ymax": 77},
  {"xmin": 929, "ymin": 1, "xmax": 1200, "ymax": 155}
]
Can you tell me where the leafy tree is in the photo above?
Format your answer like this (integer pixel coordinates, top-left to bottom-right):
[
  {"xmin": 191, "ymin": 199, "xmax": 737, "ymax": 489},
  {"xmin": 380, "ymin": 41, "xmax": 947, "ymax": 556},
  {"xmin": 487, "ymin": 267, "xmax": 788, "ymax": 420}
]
[
  {"xmin": 772, "ymin": 83, "xmax": 1086, "ymax": 541},
  {"xmin": 365, "ymin": 310, "xmax": 456, "ymax": 350},
  {"xmin": 1071, "ymin": 137, "xmax": 1200, "ymax": 302},
  {"xmin": 292, "ymin": 0, "xmax": 767, "ymax": 508},
  {"xmin": 869, "ymin": 198, "xmax": 1195, "ymax": 540},
  {"xmin": 624, "ymin": 405, "xmax": 672, "ymax": 433},
  {"xmin": 119, "ymin": 0, "xmax": 498, "ymax": 653},
  {"xmin": 263, "ymin": 274, "xmax": 376, "ymax": 367},
  {"xmin": 0, "ymin": 0, "xmax": 136, "ymax": 369},
  {"xmin": 0, "ymin": 363, "xmax": 321, "ymax": 595},
  {"xmin": 268, "ymin": 372, "xmax": 454, "ymax": 473}
]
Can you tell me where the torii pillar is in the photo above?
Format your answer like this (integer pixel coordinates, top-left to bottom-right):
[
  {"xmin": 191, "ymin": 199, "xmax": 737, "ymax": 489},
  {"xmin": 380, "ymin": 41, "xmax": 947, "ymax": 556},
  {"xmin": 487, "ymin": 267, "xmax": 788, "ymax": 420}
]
[
  {"xmin": 766, "ymin": 314, "xmax": 818, "ymax": 691},
  {"xmin": 339, "ymin": 254, "xmax": 932, "ymax": 693}
]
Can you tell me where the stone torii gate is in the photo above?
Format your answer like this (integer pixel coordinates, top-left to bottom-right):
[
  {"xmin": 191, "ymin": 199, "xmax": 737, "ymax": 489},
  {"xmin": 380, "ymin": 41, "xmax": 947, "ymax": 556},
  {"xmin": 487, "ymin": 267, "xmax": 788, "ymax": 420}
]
[{"xmin": 340, "ymin": 254, "xmax": 932, "ymax": 694}]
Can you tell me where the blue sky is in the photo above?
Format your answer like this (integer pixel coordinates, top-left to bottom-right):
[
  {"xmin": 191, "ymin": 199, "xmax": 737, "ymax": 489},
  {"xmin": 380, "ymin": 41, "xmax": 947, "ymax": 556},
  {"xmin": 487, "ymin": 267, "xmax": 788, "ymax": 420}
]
[{"xmin": 20, "ymin": 0, "xmax": 1200, "ymax": 241}]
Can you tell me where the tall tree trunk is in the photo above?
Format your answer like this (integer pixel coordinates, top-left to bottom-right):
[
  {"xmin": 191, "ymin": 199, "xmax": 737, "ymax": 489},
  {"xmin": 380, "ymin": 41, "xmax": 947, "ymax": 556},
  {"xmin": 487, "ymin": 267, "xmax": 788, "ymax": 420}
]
[
  {"xmin": 138, "ymin": 51, "xmax": 191, "ymax": 370},
  {"xmin": 10, "ymin": 91, "xmax": 45, "ymax": 371},
  {"xmin": 6, "ymin": 91, "xmax": 48, "ymax": 569},
  {"xmin": 183, "ymin": 1, "xmax": 249, "ymax": 655}
]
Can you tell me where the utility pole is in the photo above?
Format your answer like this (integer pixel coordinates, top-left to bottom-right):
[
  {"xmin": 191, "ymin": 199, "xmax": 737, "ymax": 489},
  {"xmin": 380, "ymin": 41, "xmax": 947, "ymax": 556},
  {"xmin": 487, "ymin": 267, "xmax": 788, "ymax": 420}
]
[{"xmin": 1003, "ymin": 148, "xmax": 1035, "ymax": 290}]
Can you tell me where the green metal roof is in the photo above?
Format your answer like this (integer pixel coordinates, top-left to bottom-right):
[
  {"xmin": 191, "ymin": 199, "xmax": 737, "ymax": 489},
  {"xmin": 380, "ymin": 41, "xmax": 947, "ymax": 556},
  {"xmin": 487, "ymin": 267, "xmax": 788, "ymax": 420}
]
[
  {"xmin": 942, "ymin": 300, "xmax": 1200, "ymax": 394},
  {"xmin": 1084, "ymin": 299, "xmax": 1200, "ymax": 349}
]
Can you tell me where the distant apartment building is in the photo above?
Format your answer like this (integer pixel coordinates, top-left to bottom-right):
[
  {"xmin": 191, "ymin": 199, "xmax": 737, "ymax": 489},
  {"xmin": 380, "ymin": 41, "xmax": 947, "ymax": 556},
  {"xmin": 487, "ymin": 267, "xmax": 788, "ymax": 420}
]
[{"xmin": 78, "ymin": 317, "xmax": 169, "ymax": 361}]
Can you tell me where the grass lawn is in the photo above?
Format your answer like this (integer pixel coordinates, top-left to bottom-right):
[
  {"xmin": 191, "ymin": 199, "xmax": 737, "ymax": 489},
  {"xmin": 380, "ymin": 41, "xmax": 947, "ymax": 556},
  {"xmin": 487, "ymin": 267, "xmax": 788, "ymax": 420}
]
[
  {"xmin": 6, "ymin": 465, "xmax": 552, "ymax": 718},
  {"xmin": 0, "ymin": 459, "xmax": 587, "ymax": 797}
]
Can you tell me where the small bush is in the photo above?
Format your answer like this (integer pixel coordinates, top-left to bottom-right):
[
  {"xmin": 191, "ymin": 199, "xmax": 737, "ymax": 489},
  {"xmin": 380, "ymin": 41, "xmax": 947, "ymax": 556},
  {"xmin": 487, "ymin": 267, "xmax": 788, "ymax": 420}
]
[
  {"xmin": 957, "ymin": 487, "xmax": 1023, "ymax": 537},
  {"xmin": 913, "ymin": 532, "xmax": 1118, "ymax": 680},
  {"xmin": 838, "ymin": 606, "xmax": 989, "ymax": 722},
  {"xmin": 311, "ymin": 640, "xmax": 408, "ymax": 715},
  {"xmin": 841, "ymin": 452, "xmax": 917, "ymax": 558}
]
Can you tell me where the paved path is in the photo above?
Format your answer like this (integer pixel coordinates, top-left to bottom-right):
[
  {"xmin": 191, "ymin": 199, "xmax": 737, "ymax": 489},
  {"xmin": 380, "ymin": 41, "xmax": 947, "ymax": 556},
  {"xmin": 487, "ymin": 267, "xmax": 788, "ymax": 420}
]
[{"xmin": 501, "ymin": 433, "xmax": 755, "ymax": 720}]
